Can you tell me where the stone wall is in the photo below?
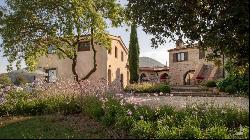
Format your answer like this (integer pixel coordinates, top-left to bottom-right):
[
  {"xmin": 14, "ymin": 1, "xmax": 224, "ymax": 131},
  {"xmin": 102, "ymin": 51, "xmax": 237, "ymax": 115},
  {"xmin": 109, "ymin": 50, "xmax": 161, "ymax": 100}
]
[
  {"xmin": 139, "ymin": 70, "xmax": 170, "ymax": 83},
  {"xmin": 38, "ymin": 36, "xmax": 129, "ymax": 88},
  {"xmin": 168, "ymin": 47, "xmax": 218, "ymax": 85}
]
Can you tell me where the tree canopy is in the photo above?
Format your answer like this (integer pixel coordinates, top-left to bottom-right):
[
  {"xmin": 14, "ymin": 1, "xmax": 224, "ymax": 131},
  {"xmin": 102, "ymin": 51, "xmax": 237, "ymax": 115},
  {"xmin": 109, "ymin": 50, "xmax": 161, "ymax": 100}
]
[
  {"xmin": 0, "ymin": 0, "xmax": 124, "ymax": 81},
  {"xmin": 127, "ymin": 0, "xmax": 249, "ymax": 74}
]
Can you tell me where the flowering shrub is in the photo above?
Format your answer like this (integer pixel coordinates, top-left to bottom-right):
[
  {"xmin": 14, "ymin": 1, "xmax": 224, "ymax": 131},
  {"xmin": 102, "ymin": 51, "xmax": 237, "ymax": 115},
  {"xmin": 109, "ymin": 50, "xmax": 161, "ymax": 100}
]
[
  {"xmin": 130, "ymin": 120, "xmax": 154, "ymax": 139},
  {"xmin": 0, "ymin": 82, "xmax": 248, "ymax": 139},
  {"xmin": 205, "ymin": 126, "xmax": 229, "ymax": 139},
  {"xmin": 115, "ymin": 116, "xmax": 135, "ymax": 131},
  {"xmin": 179, "ymin": 124, "xmax": 202, "ymax": 139},
  {"xmin": 124, "ymin": 82, "xmax": 170, "ymax": 93},
  {"xmin": 82, "ymin": 96, "xmax": 104, "ymax": 121},
  {"xmin": 156, "ymin": 125, "xmax": 180, "ymax": 139},
  {"xmin": 102, "ymin": 97, "xmax": 125, "ymax": 126}
]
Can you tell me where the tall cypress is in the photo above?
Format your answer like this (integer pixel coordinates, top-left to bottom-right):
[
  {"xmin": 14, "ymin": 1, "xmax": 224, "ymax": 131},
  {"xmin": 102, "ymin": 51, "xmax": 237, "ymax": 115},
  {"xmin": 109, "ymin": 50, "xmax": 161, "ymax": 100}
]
[{"xmin": 128, "ymin": 23, "xmax": 140, "ymax": 83}]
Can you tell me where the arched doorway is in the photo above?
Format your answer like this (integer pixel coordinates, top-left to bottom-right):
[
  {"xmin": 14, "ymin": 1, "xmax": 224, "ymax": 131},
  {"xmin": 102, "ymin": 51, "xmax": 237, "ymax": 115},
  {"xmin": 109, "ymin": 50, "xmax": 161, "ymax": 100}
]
[
  {"xmin": 184, "ymin": 70, "xmax": 195, "ymax": 85},
  {"xmin": 140, "ymin": 73, "xmax": 147, "ymax": 82},
  {"xmin": 160, "ymin": 73, "xmax": 169, "ymax": 83}
]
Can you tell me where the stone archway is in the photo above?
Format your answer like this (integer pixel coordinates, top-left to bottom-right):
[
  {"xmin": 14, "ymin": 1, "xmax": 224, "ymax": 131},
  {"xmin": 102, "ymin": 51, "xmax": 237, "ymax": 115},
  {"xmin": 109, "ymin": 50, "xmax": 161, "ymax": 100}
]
[
  {"xmin": 140, "ymin": 73, "xmax": 148, "ymax": 82},
  {"xmin": 160, "ymin": 73, "xmax": 169, "ymax": 83},
  {"xmin": 183, "ymin": 70, "xmax": 195, "ymax": 85}
]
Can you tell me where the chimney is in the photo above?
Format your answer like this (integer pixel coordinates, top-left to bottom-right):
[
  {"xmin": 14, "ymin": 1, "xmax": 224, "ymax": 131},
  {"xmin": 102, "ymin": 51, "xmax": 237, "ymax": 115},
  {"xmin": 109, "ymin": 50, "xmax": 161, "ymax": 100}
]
[{"xmin": 176, "ymin": 39, "xmax": 184, "ymax": 48}]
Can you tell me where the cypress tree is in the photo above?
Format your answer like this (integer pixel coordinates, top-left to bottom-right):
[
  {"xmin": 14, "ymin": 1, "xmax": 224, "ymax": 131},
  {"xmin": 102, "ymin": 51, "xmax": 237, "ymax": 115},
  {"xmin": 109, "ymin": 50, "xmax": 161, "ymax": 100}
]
[{"xmin": 128, "ymin": 23, "xmax": 140, "ymax": 83}]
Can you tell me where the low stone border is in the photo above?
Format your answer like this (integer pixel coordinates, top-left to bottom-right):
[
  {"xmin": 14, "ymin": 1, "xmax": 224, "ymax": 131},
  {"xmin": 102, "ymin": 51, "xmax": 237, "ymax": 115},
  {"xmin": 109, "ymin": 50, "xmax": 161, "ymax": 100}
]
[{"xmin": 125, "ymin": 92, "xmax": 246, "ymax": 97}]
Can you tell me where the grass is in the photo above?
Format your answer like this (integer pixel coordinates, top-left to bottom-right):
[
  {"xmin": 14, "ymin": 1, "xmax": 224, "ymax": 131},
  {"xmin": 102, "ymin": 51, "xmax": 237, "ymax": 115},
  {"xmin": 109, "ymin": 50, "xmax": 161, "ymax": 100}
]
[{"xmin": 0, "ymin": 114, "xmax": 123, "ymax": 139}]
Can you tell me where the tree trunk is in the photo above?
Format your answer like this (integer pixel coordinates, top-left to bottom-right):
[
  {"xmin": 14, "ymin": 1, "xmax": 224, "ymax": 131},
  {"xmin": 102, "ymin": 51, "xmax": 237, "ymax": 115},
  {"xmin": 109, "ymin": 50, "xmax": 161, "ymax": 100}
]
[
  {"xmin": 72, "ymin": 52, "xmax": 79, "ymax": 83},
  {"xmin": 82, "ymin": 28, "xmax": 97, "ymax": 80}
]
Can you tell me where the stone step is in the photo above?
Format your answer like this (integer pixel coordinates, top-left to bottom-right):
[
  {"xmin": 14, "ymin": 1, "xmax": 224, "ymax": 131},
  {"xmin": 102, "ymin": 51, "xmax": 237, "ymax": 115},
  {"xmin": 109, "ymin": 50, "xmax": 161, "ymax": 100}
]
[
  {"xmin": 171, "ymin": 89, "xmax": 210, "ymax": 92},
  {"xmin": 170, "ymin": 92, "xmax": 220, "ymax": 97},
  {"xmin": 171, "ymin": 86, "xmax": 211, "ymax": 92},
  {"xmin": 131, "ymin": 92, "xmax": 228, "ymax": 97}
]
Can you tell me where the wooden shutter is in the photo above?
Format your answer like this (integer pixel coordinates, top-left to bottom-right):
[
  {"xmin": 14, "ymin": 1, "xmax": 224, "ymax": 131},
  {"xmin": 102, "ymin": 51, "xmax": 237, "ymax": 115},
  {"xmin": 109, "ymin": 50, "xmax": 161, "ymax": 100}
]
[
  {"xmin": 184, "ymin": 52, "xmax": 188, "ymax": 61},
  {"xmin": 173, "ymin": 53, "xmax": 177, "ymax": 62},
  {"xmin": 199, "ymin": 49, "xmax": 205, "ymax": 59}
]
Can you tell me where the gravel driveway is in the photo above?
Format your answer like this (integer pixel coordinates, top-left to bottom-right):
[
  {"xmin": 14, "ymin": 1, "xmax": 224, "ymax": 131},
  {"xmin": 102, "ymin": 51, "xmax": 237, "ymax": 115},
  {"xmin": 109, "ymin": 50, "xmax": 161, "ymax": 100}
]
[{"xmin": 124, "ymin": 95, "xmax": 249, "ymax": 111}]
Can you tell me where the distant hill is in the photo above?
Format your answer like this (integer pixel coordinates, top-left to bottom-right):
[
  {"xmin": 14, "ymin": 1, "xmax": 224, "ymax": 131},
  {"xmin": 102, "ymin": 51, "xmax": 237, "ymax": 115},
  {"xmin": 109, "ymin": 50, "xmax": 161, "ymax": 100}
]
[{"xmin": 139, "ymin": 57, "xmax": 165, "ymax": 67}]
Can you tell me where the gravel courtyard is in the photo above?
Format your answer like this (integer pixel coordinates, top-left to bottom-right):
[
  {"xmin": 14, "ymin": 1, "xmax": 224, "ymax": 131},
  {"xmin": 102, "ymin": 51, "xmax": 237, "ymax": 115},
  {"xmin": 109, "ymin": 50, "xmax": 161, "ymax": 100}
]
[{"xmin": 124, "ymin": 95, "xmax": 249, "ymax": 111}]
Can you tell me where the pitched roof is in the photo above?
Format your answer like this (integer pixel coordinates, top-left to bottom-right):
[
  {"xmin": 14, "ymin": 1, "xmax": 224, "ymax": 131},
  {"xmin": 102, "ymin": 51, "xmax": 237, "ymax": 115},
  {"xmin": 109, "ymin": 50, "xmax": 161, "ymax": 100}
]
[{"xmin": 139, "ymin": 57, "xmax": 165, "ymax": 68}]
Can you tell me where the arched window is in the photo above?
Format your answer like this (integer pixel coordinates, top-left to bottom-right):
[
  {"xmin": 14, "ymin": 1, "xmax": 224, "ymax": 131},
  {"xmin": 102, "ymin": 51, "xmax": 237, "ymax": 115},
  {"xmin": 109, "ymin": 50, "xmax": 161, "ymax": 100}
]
[
  {"xmin": 160, "ymin": 73, "xmax": 169, "ymax": 82},
  {"xmin": 140, "ymin": 73, "xmax": 147, "ymax": 82}
]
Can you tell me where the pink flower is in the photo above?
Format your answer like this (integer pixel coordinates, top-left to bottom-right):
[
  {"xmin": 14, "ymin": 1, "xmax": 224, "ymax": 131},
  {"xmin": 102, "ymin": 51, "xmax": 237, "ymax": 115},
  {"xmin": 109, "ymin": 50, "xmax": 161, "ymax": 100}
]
[{"xmin": 127, "ymin": 110, "xmax": 132, "ymax": 116}]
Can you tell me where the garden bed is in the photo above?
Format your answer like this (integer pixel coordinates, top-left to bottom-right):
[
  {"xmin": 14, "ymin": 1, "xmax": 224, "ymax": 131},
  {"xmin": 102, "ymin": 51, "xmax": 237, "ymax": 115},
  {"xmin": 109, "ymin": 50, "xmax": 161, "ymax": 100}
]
[{"xmin": 0, "ymin": 89, "xmax": 249, "ymax": 139}]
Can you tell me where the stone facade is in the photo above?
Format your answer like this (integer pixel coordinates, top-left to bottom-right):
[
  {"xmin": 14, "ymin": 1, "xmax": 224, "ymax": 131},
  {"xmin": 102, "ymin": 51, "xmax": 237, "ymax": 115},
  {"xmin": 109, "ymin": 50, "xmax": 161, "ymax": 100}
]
[
  {"xmin": 139, "ymin": 67, "xmax": 170, "ymax": 83},
  {"xmin": 168, "ymin": 41, "xmax": 223, "ymax": 85},
  {"xmin": 37, "ymin": 35, "xmax": 129, "ymax": 88}
]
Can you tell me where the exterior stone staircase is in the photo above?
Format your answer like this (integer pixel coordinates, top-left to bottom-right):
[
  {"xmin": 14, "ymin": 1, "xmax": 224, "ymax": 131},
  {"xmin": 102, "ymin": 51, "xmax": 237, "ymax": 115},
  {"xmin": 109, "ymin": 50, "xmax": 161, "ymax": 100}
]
[
  {"xmin": 191, "ymin": 64, "xmax": 214, "ymax": 85},
  {"xmin": 170, "ymin": 85, "xmax": 226, "ymax": 97}
]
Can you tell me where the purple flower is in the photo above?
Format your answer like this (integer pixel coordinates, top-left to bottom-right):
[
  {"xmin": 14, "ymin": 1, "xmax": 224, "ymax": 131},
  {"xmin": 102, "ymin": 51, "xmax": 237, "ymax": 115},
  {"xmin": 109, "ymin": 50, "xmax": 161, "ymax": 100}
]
[{"xmin": 127, "ymin": 110, "xmax": 132, "ymax": 116}]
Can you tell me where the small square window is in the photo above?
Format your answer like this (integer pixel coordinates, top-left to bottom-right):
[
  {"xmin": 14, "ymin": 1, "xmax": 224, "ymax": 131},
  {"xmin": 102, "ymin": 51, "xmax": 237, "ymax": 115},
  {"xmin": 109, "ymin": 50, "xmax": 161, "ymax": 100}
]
[
  {"xmin": 45, "ymin": 68, "xmax": 57, "ymax": 83},
  {"xmin": 115, "ymin": 47, "xmax": 118, "ymax": 58},
  {"xmin": 48, "ymin": 45, "xmax": 56, "ymax": 54},
  {"xmin": 121, "ymin": 51, "xmax": 124, "ymax": 61},
  {"xmin": 78, "ymin": 41, "xmax": 90, "ymax": 51}
]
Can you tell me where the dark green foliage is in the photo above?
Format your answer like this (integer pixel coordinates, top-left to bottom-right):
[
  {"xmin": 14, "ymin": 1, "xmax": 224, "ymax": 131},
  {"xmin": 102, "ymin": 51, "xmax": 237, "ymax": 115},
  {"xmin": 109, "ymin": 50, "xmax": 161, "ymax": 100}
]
[
  {"xmin": 115, "ymin": 116, "xmax": 135, "ymax": 131},
  {"xmin": 133, "ymin": 105, "xmax": 155, "ymax": 121},
  {"xmin": 156, "ymin": 125, "xmax": 181, "ymax": 139},
  {"xmin": 128, "ymin": 23, "xmax": 140, "ymax": 84},
  {"xmin": 205, "ymin": 126, "xmax": 229, "ymax": 139},
  {"xmin": 205, "ymin": 80, "xmax": 217, "ymax": 87},
  {"xmin": 0, "ymin": 91, "xmax": 83, "ymax": 116},
  {"xmin": 179, "ymin": 124, "xmax": 202, "ymax": 139},
  {"xmin": 155, "ymin": 106, "xmax": 175, "ymax": 118},
  {"xmin": 102, "ymin": 97, "xmax": 125, "ymax": 126},
  {"xmin": 127, "ymin": 0, "xmax": 249, "ymax": 74},
  {"xmin": 130, "ymin": 120, "xmax": 154, "ymax": 139},
  {"xmin": 82, "ymin": 96, "xmax": 104, "ymax": 121},
  {"xmin": 217, "ymin": 73, "xmax": 249, "ymax": 95},
  {"xmin": 124, "ymin": 82, "xmax": 171, "ymax": 93}
]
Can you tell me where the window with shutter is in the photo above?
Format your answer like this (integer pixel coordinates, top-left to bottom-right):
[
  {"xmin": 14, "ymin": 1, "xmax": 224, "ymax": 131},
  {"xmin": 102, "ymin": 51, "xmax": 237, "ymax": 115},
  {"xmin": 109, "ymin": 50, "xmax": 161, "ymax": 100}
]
[
  {"xmin": 199, "ymin": 49, "xmax": 205, "ymax": 59},
  {"xmin": 121, "ymin": 51, "xmax": 124, "ymax": 61},
  {"xmin": 115, "ymin": 47, "xmax": 118, "ymax": 58},
  {"xmin": 173, "ymin": 53, "xmax": 177, "ymax": 62},
  {"xmin": 78, "ymin": 41, "xmax": 90, "ymax": 51},
  {"xmin": 184, "ymin": 52, "xmax": 188, "ymax": 61}
]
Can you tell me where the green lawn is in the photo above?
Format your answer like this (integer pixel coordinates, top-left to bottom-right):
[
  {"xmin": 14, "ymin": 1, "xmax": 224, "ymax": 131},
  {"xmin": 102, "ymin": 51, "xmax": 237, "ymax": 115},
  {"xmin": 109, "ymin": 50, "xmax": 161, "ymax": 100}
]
[{"xmin": 0, "ymin": 114, "xmax": 123, "ymax": 139}]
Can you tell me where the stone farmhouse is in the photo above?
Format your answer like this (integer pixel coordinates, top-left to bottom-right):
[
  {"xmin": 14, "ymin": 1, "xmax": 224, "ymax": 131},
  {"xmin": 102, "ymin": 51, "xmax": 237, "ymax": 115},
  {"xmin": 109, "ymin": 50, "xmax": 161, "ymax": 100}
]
[
  {"xmin": 168, "ymin": 40, "xmax": 223, "ymax": 85},
  {"xmin": 37, "ymin": 34, "xmax": 223, "ymax": 87},
  {"xmin": 37, "ymin": 35, "xmax": 129, "ymax": 88}
]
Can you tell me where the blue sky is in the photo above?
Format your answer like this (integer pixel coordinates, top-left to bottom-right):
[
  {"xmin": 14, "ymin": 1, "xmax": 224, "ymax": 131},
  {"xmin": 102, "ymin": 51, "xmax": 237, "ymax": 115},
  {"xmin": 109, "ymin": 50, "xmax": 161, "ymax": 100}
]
[{"xmin": 0, "ymin": 0, "xmax": 175, "ymax": 74}]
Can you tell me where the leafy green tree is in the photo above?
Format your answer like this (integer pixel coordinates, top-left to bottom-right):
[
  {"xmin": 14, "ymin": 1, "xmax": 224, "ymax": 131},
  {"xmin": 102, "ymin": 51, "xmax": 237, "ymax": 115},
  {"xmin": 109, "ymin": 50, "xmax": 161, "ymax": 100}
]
[
  {"xmin": 128, "ymin": 23, "xmax": 140, "ymax": 83},
  {"xmin": 127, "ymin": 0, "xmax": 249, "ymax": 75},
  {"xmin": 0, "ymin": 0, "xmax": 124, "ymax": 82}
]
